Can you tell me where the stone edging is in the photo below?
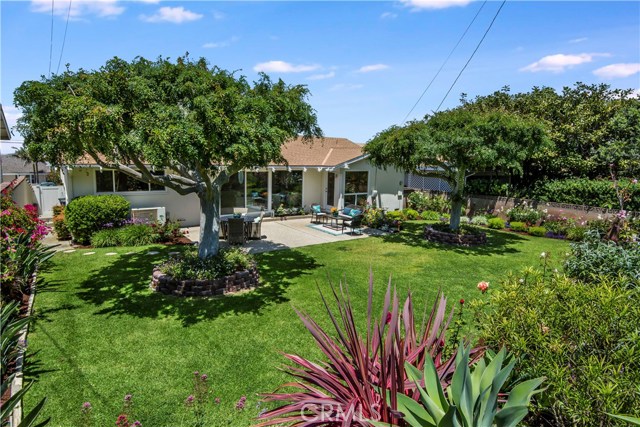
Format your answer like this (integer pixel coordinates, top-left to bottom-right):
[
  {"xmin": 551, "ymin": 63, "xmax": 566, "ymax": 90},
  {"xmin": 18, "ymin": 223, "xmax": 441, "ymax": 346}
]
[
  {"xmin": 151, "ymin": 266, "xmax": 260, "ymax": 296},
  {"xmin": 424, "ymin": 226, "xmax": 487, "ymax": 246},
  {"xmin": 9, "ymin": 269, "xmax": 38, "ymax": 427}
]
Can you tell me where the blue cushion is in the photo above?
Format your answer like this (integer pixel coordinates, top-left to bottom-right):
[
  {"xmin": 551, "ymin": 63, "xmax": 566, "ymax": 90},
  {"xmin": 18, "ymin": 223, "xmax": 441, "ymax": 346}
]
[
  {"xmin": 350, "ymin": 209, "xmax": 362, "ymax": 217},
  {"xmin": 312, "ymin": 205, "xmax": 321, "ymax": 213},
  {"xmin": 343, "ymin": 207, "xmax": 352, "ymax": 215}
]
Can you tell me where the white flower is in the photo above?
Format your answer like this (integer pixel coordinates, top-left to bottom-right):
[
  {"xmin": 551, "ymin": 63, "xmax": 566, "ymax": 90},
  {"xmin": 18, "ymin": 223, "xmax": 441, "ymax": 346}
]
[
  {"xmin": 518, "ymin": 278, "xmax": 524, "ymax": 284},
  {"xmin": 540, "ymin": 252, "xmax": 547, "ymax": 258}
]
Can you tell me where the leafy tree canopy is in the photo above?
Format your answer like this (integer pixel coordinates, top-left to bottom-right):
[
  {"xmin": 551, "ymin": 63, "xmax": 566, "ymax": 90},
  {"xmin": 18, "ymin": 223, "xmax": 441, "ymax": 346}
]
[
  {"xmin": 14, "ymin": 55, "xmax": 322, "ymax": 257},
  {"xmin": 365, "ymin": 108, "xmax": 547, "ymax": 229}
]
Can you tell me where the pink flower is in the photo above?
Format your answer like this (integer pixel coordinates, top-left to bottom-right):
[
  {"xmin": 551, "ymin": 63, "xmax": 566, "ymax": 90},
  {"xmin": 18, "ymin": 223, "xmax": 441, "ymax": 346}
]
[
  {"xmin": 477, "ymin": 281, "xmax": 489, "ymax": 293},
  {"xmin": 82, "ymin": 402, "xmax": 92, "ymax": 409},
  {"xmin": 633, "ymin": 179, "xmax": 638, "ymax": 185},
  {"xmin": 385, "ymin": 312, "xmax": 392, "ymax": 324},
  {"xmin": 236, "ymin": 396, "xmax": 247, "ymax": 410}
]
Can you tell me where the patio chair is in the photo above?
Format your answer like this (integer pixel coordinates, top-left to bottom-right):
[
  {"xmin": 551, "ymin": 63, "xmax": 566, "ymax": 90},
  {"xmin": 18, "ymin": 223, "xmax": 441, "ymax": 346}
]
[
  {"xmin": 342, "ymin": 214, "xmax": 364, "ymax": 235},
  {"xmin": 250, "ymin": 210, "xmax": 265, "ymax": 239},
  {"xmin": 227, "ymin": 218, "xmax": 246, "ymax": 245},
  {"xmin": 219, "ymin": 214, "xmax": 234, "ymax": 240},
  {"xmin": 310, "ymin": 203, "xmax": 326, "ymax": 224}
]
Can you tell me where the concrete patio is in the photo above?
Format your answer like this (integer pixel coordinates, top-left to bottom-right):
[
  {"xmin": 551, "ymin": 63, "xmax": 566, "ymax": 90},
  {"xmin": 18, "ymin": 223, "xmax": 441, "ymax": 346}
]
[{"xmin": 183, "ymin": 216, "xmax": 382, "ymax": 254}]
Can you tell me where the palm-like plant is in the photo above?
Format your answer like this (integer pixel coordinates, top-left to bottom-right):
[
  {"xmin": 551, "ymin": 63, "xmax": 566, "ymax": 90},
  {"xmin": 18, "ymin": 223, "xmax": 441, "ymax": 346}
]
[{"xmin": 257, "ymin": 272, "xmax": 485, "ymax": 426}]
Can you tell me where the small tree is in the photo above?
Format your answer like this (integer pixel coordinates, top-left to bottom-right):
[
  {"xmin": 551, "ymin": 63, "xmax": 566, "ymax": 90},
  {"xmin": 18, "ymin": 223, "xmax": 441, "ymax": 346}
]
[
  {"xmin": 365, "ymin": 108, "xmax": 547, "ymax": 230},
  {"xmin": 14, "ymin": 55, "xmax": 321, "ymax": 258}
]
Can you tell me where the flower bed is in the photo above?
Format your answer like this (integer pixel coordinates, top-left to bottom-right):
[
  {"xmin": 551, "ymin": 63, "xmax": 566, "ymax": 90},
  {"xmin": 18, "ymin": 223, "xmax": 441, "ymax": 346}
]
[
  {"xmin": 151, "ymin": 266, "xmax": 259, "ymax": 296},
  {"xmin": 424, "ymin": 225, "xmax": 487, "ymax": 246}
]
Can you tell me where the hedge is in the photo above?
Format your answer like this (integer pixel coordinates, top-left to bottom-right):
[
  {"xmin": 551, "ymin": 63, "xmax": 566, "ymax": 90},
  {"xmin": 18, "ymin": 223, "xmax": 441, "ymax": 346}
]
[{"xmin": 65, "ymin": 195, "xmax": 130, "ymax": 244}]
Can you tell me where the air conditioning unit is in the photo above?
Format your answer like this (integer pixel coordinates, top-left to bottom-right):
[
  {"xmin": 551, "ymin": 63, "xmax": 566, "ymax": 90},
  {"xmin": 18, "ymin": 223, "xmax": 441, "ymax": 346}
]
[{"xmin": 131, "ymin": 207, "xmax": 166, "ymax": 224}]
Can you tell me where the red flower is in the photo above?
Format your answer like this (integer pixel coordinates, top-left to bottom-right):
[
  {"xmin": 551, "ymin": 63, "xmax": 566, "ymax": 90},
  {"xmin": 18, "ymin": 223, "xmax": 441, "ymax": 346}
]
[{"xmin": 459, "ymin": 299, "xmax": 465, "ymax": 305}]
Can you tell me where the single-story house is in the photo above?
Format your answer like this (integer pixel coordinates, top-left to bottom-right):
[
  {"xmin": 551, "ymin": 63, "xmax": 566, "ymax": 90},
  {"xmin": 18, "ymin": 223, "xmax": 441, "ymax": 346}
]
[
  {"xmin": 1, "ymin": 154, "xmax": 52, "ymax": 184},
  {"xmin": 59, "ymin": 137, "xmax": 405, "ymax": 226}
]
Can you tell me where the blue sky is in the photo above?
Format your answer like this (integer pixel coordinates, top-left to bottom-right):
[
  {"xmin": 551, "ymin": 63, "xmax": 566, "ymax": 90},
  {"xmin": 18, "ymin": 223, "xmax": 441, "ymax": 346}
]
[{"xmin": 1, "ymin": 0, "xmax": 639, "ymax": 152}]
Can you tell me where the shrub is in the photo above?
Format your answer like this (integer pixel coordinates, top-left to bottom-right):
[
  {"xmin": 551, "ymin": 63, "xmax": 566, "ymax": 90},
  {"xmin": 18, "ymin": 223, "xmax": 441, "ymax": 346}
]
[
  {"xmin": 487, "ymin": 217, "xmax": 505, "ymax": 229},
  {"xmin": 385, "ymin": 210, "xmax": 406, "ymax": 221},
  {"xmin": 402, "ymin": 208, "xmax": 420, "ymax": 220},
  {"xmin": 363, "ymin": 207, "xmax": 385, "ymax": 228},
  {"xmin": 509, "ymin": 221, "xmax": 528, "ymax": 232},
  {"xmin": 151, "ymin": 220, "xmax": 184, "ymax": 243},
  {"xmin": 565, "ymin": 231, "xmax": 640, "ymax": 288},
  {"xmin": 53, "ymin": 213, "xmax": 71, "ymax": 240},
  {"xmin": 474, "ymin": 269, "xmax": 640, "ymax": 426},
  {"xmin": 543, "ymin": 219, "xmax": 570, "ymax": 236},
  {"xmin": 52, "ymin": 205, "xmax": 65, "ymax": 216},
  {"xmin": 158, "ymin": 248, "xmax": 253, "ymax": 281},
  {"xmin": 470, "ymin": 215, "xmax": 488, "ymax": 226},
  {"xmin": 258, "ymin": 274, "xmax": 484, "ymax": 426},
  {"xmin": 0, "ymin": 195, "xmax": 49, "ymax": 242},
  {"xmin": 506, "ymin": 204, "xmax": 543, "ymax": 224},
  {"xmin": 532, "ymin": 178, "xmax": 640, "ymax": 211},
  {"xmin": 91, "ymin": 228, "xmax": 121, "ymax": 248},
  {"xmin": 117, "ymin": 224, "xmax": 158, "ymax": 246},
  {"xmin": 528, "ymin": 226, "xmax": 546, "ymax": 237},
  {"xmin": 420, "ymin": 210, "xmax": 440, "ymax": 221},
  {"xmin": 65, "ymin": 195, "xmax": 130, "ymax": 244},
  {"xmin": 566, "ymin": 226, "xmax": 587, "ymax": 241},
  {"xmin": 407, "ymin": 191, "xmax": 450, "ymax": 213}
]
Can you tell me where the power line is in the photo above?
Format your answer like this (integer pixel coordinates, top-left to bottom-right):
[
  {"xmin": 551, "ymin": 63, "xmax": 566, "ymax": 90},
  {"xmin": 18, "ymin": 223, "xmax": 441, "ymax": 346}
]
[
  {"xmin": 56, "ymin": 0, "xmax": 73, "ymax": 75},
  {"xmin": 435, "ymin": 0, "xmax": 507, "ymax": 113},
  {"xmin": 401, "ymin": 0, "xmax": 487, "ymax": 124},
  {"xmin": 48, "ymin": 0, "xmax": 55, "ymax": 76}
]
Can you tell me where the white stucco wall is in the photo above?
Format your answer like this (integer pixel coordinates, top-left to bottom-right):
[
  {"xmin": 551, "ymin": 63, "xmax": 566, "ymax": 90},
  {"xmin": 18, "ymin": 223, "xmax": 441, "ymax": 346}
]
[
  {"xmin": 301, "ymin": 169, "xmax": 323, "ymax": 208},
  {"xmin": 339, "ymin": 158, "xmax": 405, "ymax": 210},
  {"xmin": 69, "ymin": 168, "xmax": 201, "ymax": 226}
]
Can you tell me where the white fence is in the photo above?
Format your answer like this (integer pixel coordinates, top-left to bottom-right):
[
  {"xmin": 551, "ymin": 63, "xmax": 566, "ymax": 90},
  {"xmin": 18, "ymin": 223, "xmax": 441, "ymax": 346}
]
[{"xmin": 32, "ymin": 185, "xmax": 65, "ymax": 218}]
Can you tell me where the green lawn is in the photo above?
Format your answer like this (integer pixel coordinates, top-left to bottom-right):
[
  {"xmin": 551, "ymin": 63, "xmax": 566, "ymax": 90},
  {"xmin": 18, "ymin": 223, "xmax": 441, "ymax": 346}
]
[{"xmin": 25, "ymin": 222, "xmax": 568, "ymax": 426}]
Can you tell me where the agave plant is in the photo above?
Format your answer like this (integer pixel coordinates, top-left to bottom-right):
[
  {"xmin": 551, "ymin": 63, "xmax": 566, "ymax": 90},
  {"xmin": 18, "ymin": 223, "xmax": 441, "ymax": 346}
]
[
  {"xmin": 377, "ymin": 345, "xmax": 545, "ymax": 427},
  {"xmin": 257, "ymin": 271, "xmax": 485, "ymax": 426}
]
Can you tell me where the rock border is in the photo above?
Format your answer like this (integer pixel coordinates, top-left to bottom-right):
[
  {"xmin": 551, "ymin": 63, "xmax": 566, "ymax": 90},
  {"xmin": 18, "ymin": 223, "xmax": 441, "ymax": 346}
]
[
  {"xmin": 424, "ymin": 226, "xmax": 487, "ymax": 246},
  {"xmin": 151, "ymin": 266, "xmax": 260, "ymax": 297}
]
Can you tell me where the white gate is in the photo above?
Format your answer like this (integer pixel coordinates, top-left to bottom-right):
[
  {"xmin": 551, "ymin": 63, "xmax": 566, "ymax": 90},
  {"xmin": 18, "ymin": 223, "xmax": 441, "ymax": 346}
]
[{"xmin": 32, "ymin": 185, "xmax": 65, "ymax": 218}]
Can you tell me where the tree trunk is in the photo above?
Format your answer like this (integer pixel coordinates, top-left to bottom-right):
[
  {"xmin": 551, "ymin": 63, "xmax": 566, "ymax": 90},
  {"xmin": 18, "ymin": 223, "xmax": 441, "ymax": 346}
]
[
  {"xmin": 449, "ymin": 168, "xmax": 466, "ymax": 231},
  {"xmin": 197, "ymin": 186, "xmax": 221, "ymax": 259}
]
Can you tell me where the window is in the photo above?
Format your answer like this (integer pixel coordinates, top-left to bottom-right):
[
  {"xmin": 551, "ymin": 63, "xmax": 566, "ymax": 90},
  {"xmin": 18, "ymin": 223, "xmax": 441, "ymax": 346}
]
[
  {"xmin": 327, "ymin": 172, "xmax": 336, "ymax": 206},
  {"xmin": 246, "ymin": 172, "xmax": 268, "ymax": 210},
  {"xmin": 272, "ymin": 171, "xmax": 303, "ymax": 209},
  {"xmin": 344, "ymin": 171, "xmax": 368, "ymax": 206},
  {"xmin": 220, "ymin": 173, "xmax": 245, "ymax": 214},
  {"xmin": 95, "ymin": 170, "xmax": 165, "ymax": 193}
]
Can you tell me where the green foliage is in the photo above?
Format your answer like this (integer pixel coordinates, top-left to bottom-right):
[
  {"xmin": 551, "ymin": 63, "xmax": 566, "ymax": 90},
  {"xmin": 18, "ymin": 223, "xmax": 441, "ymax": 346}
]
[
  {"xmin": 470, "ymin": 215, "xmax": 488, "ymax": 226},
  {"xmin": 543, "ymin": 219, "xmax": 570, "ymax": 236},
  {"xmin": 51, "ymin": 205, "xmax": 64, "ymax": 217},
  {"xmin": 117, "ymin": 224, "xmax": 158, "ymax": 247},
  {"xmin": 566, "ymin": 225, "xmax": 587, "ymax": 241},
  {"xmin": 421, "ymin": 210, "xmax": 440, "ymax": 221},
  {"xmin": 430, "ymin": 223, "xmax": 483, "ymax": 236},
  {"xmin": 366, "ymin": 108, "xmax": 547, "ymax": 230},
  {"xmin": 15, "ymin": 55, "xmax": 322, "ymax": 258},
  {"xmin": 474, "ymin": 269, "xmax": 640, "ymax": 426},
  {"xmin": 528, "ymin": 226, "xmax": 546, "ymax": 237},
  {"xmin": 65, "ymin": 195, "xmax": 130, "ymax": 244},
  {"xmin": 52, "ymin": 213, "xmax": 70, "ymax": 240},
  {"xmin": 158, "ymin": 248, "xmax": 254, "ymax": 281},
  {"xmin": 403, "ymin": 208, "xmax": 420, "ymax": 220},
  {"xmin": 506, "ymin": 204, "xmax": 543, "ymax": 224},
  {"xmin": 509, "ymin": 221, "xmax": 528, "ymax": 232},
  {"xmin": 533, "ymin": 178, "xmax": 640, "ymax": 211},
  {"xmin": 487, "ymin": 218, "xmax": 505, "ymax": 229},
  {"xmin": 378, "ymin": 345, "xmax": 543, "ymax": 427},
  {"xmin": 564, "ymin": 231, "xmax": 640, "ymax": 288},
  {"xmin": 385, "ymin": 210, "xmax": 406, "ymax": 221},
  {"xmin": 407, "ymin": 192, "xmax": 450, "ymax": 213},
  {"xmin": 363, "ymin": 207, "xmax": 385, "ymax": 228},
  {"xmin": 91, "ymin": 222, "xmax": 182, "ymax": 247},
  {"xmin": 90, "ymin": 228, "xmax": 121, "ymax": 248}
]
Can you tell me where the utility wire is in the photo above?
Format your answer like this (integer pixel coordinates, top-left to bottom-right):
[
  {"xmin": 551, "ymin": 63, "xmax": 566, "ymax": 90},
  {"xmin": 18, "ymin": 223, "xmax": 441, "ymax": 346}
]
[
  {"xmin": 56, "ymin": 0, "xmax": 73, "ymax": 75},
  {"xmin": 401, "ymin": 0, "xmax": 487, "ymax": 125},
  {"xmin": 434, "ymin": 0, "xmax": 507, "ymax": 113},
  {"xmin": 48, "ymin": 0, "xmax": 55, "ymax": 76}
]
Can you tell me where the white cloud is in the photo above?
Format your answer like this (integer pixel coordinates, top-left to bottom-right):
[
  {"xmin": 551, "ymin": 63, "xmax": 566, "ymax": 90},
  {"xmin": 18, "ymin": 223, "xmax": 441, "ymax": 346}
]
[
  {"xmin": 30, "ymin": 0, "xmax": 124, "ymax": 19},
  {"xmin": 136, "ymin": 0, "xmax": 161, "ymax": 3},
  {"xmin": 569, "ymin": 37, "xmax": 588, "ymax": 44},
  {"xmin": 307, "ymin": 71, "xmax": 336, "ymax": 81},
  {"xmin": 330, "ymin": 83, "xmax": 364, "ymax": 92},
  {"xmin": 202, "ymin": 36, "xmax": 239, "ymax": 49},
  {"xmin": 380, "ymin": 12, "xmax": 398, "ymax": 19},
  {"xmin": 400, "ymin": 0, "xmax": 471, "ymax": 10},
  {"xmin": 141, "ymin": 6, "xmax": 203, "ymax": 23},
  {"xmin": 520, "ymin": 53, "xmax": 607, "ymax": 73},
  {"xmin": 357, "ymin": 64, "xmax": 390, "ymax": 73},
  {"xmin": 212, "ymin": 10, "xmax": 225, "ymax": 20},
  {"xmin": 253, "ymin": 61, "xmax": 320, "ymax": 73},
  {"xmin": 593, "ymin": 63, "xmax": 640, "ymax": 79}
]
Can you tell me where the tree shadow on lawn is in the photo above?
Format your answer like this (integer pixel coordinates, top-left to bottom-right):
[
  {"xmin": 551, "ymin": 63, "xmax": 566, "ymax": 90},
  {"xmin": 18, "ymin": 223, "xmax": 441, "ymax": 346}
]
[
  {"xmin": 372, "ymin": 222, "xmax": 528, "ymax": 256},
  {"xmin": 75, "ymin": 247, "xmax": 322, "ymax": 326}
]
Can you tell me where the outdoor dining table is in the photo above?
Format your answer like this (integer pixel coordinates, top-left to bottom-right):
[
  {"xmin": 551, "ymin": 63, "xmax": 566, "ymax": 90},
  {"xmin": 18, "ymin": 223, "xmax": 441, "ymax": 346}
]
[{"xmin": 219, "ymin": 216, "xmax": 256, "ymax": 240}]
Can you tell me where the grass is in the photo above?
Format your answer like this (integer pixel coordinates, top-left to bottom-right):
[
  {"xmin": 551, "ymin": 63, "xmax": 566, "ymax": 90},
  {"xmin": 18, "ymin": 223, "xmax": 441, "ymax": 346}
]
[{"xmin": 25, "ymin": 222, "xmax": 568, "ymax": 426}]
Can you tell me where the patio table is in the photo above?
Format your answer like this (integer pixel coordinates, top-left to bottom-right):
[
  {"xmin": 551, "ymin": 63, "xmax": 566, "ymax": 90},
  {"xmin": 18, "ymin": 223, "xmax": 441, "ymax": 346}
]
[
  {"xmin": 323, "ymin": 215, "xmax": 344, "ymax": 230},
  {"xmin": 220, "ymin": 216, "xmax": 256, "ymax": 240}
]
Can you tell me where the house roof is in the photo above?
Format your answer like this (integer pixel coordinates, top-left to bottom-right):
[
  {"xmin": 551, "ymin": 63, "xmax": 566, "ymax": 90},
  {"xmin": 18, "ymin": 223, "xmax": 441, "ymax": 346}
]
[
  {"xmin": 276, "ymin": 137, "xmax": 364, "ymax": 167},
  {"xmin": 70, "ymin": 137, "xmax": 366, "ymax": 168},
  {"xmin": 0, "ymin": 104, "xmax": 11, "ymax": 140},
  {"xmin": 1, "ymin": 155, "xmax": 51, "ymax": 174}
]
